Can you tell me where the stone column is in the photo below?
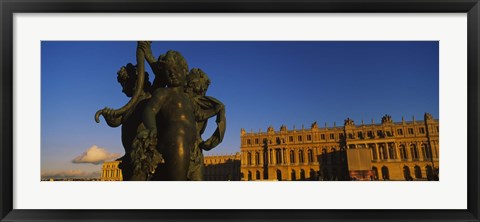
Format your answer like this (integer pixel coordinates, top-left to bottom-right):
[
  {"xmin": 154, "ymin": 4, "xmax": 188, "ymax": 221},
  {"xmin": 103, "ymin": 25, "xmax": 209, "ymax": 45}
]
[
  {"xmin": 374, "ymin": 143, "xmax": 380, "ymax": 160},
  {"xmin": 386, "ymin": 143, "xmax": 390, "ymax": 159},
  {"xmin": 241, "ymin": 152, "xmax": 245, "ymax": 165},
  {"xmin": 416, "ymin": 141, "xmax": 421, "ymax": 160},
  {"xmin": 286, "ymin": 148, "xmax": 291, "ymax": 164},
  {"xmin": 405, "ymin": 142, "xmax": 413, "ymax": 160},
  {"xmin": 259, "ymin": 151, "xmax": 263, "ymax": 165},
  {"xmin": 270, "ymin": 149, "xmax": 275, "ymax": 165},
  {"xmin": 421, "ymin": 142, "xmax": 427, "ymax": 161},
  {"xmin": 393, "ymin": 142, "xmax": 398, "ymax": 159}
]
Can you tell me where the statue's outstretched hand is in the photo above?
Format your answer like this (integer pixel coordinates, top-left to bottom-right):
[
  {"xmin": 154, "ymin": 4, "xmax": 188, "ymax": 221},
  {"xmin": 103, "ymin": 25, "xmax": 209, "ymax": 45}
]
[{"xmin": 99, "ymin": 107, "xmax": 122, "ymax": 127}]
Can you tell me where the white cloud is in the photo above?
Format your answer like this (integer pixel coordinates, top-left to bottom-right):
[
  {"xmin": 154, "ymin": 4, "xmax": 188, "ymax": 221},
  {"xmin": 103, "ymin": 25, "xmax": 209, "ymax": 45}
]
[
  {"xmin": 41, "ymin": 170, "xmax": 101, "ymax": 179},
  {"xmin": 72, "ymin": 145, "xmax": 121, "ymax": 165}
]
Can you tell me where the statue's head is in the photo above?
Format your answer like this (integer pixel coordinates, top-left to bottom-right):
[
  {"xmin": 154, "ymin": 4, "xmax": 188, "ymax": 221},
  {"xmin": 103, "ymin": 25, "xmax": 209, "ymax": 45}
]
[
  {"xmin": 185, "ymin": 68, "xmax": 210, "ymax": 96},
  {"xmin": 117, "ymin": 63, "xmax": 151, "ymax": 97},
  {"xmin": 158, "ymin": 50, "xmax": 189, "ymax": 87}
]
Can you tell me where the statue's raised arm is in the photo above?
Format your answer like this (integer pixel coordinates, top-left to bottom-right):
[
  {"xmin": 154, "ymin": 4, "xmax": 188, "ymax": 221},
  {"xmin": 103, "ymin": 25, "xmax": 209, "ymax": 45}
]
[{"xmin": 94, "ymin": 41, "xmax": 148, "ymax": 123}]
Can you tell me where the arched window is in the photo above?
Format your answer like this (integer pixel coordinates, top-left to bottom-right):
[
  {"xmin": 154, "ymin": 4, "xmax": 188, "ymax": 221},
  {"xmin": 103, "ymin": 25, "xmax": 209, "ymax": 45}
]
[
  {"xmin": 381, "ymin": 166, "xmax": 390, "ymax": 180},
  {"xmin": 370, "ymin": 145, "xmax": 378, "ymax": 160},
  {"xmin": 247, "ymin": 152, "xmax": 252, "ymax": 165},
  {"xmin": 308, "ymin": 149, "xmax": 314, "ymax": 163},
  {"xmin": 290, "ymin": 150, "xmax": 295, "ymax": 163},
  {"xmin": 410, "ymin": 144, "xmax": 419, "ymax": 160},
  {"xmin": 388, "ymin": 143, "xmax": 396, "ymax": 159},
  {"xmin": 300, "ymin": 169, "xmax": 306, "ymax": 180},
  {"xmin": 372, "ymin": 167, "xmax": 379, "ymax": 180},
  {"xmin": 379, "ymin": 145, "xmax": 388, "ymax": 160},
  {"xmin": 291, "ymin": 170, "xmax": 296, "ymax": 181},
  {"xmin": 399, "ymin": 145, "xmax": 407, "ymax": 159},
  {"xmin": 414, "ymin": 165, "xmax": 422, "ymax": 179},
  {"xmin": 299, "ymin": 150, "xmax": 304, "ymax": 163},
  {"xmin": 247, "ymin": 171, "xmax": 252, "ymax": 181},
  {"xmin": 275, "ymin": 149, "xmax": 282, "ymax": 164},
  {"xmin": 403, "ymin": 166, "xmax": 412, "ymax": 180},
  {"xmin": 256, "ymin": 170, "xmax": 260, "ymax": 180},
  {"xmin": 422, "ymin": 144, "xmax": 431, "ymax": 159},
  {"xmin": 255, "ymin": 152, "xmax": 260, "ymax": 165},
  {"xmin": 276, "ymin": 169, "xmax": 282, "ymax": 181}
]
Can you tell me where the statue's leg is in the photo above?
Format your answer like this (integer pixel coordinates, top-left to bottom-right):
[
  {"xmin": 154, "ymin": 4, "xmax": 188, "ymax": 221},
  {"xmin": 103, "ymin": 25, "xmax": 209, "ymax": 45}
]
[
  {"xmin": 188, "ymin": 159, "xmax": 205, "ymax": 181},
  {"xmin": 187, "ymin": 143, "xmax": 205, "ymax": 181},
  {"xmin": 162, "ymin": 136, "xmax": 191, "ymax": 181}
]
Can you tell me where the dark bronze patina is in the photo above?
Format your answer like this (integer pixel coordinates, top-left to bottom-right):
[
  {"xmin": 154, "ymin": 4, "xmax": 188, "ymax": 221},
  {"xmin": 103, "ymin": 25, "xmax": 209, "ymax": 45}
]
[{"xmin": 95, "ymin": 41, "xmax": 225, "ymax": 181}]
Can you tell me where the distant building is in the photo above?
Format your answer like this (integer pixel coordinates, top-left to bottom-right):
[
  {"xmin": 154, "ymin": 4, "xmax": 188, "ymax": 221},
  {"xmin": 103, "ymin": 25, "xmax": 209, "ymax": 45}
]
[
  {"xmin": 101, "ymin": 160, "xmax": 122, "ymax": 181},
  {"xmin": 100, "ymin": 153, "xmax": 242, "ymax": 181},
  {"xmin": 204, "ymin": 153, "xmax": 241, "ymax": 181},
  {"xmin": 240, "ymin": 113, "xmax": 439, "ymax": 181}
]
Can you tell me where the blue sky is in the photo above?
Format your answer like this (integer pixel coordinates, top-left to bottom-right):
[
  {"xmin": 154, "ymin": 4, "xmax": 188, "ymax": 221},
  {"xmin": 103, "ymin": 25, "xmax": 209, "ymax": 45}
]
[{"xmin": 41, "ymin": 41, "xmax": 439, "ymax": 178}]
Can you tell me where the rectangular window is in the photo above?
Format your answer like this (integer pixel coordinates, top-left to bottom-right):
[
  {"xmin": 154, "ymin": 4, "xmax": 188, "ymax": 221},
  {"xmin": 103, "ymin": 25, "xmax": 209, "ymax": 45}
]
[
  {"xmin": 436, "ymin": 126, "xmax": 439, "ymax": 132},
  {"xmin": 368, "ymin": 131, "xmax": 373, "ymax": 138},
  {"xmin": 357, "ymin": 132, "xmax": 363, "ymax": 138},
  {"xmin": 397, "ymin": 129, "xmax": 403, "ymax": 135},
  {"xmin": 307, "ymin": 135, "xmax": 312, "ymax": 141},
  {"xmin": 321, "ymin": 134, "xmax": 325, "ymax": 140},
  {"xmin": 348, "ymin": 133, "xmax": 353, "ymax": 139},
  {"xmin": 255, "ymin": 138, "xmax": 259, "ymax": 144},
  {"xmin": 289, "ymin": 136, "xmax": 294, "ymax": 142},
  {"xmin": 408, "ymin": 128, "xmax": 414, "ymax": 134},
  {"xmin": 298, "ymin": 136, "xmax": 302, "ymax": 142},
  {"xmin": 419, "ymin": 127, "xmax": 425, "ymax": 134},
  {"xmin": 377, "ymin": 130, "xmax": 382, "ymax": 137},
  {"xmin": 247, "ymin": 139, "xmax": 251, "ymax": 145},
  {"xmin": 330, "ymin": 133, "xmax": 335, "ymax": 139}
]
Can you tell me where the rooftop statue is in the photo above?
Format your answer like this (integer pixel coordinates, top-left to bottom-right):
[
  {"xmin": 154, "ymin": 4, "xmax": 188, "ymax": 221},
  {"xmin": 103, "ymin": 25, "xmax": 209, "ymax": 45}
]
[
  {"xmin": 95, "ymin": 41, "xmax": 225, "ymax": 181},
  {"xmin": 381, "ymin": 114, "xmax": 393, "ymax": 124}
]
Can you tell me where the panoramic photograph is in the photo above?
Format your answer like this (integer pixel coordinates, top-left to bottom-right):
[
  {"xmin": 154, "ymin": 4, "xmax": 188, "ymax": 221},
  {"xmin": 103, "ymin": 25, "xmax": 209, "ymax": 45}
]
[{"xmin": 41, "ymin": 41, "xmax": 439, "ymax": 181}]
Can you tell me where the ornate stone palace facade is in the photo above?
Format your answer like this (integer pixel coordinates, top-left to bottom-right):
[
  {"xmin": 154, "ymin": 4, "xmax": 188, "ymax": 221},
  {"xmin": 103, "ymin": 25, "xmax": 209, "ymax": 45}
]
[
  {"xmin": 204, "ymin": 153, "xmax": 241, "ymax": 181},
  {"xmin": 101, "ymin": 160, "xmax": 123, "ymax": 181},
  {"xmin": 101, "ymin": 154, "xmax": 242, "ymax": 181},
  {"xmin": 240, "ymin": 113, "xmax": 439, "ymax": 181}
]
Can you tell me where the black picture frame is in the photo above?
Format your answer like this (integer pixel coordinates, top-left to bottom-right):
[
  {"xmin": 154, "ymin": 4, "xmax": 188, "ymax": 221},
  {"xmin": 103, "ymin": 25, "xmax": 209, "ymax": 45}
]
[{"xmin": 1, "ymin": 0, "xmax": 479, "ymax": 221}]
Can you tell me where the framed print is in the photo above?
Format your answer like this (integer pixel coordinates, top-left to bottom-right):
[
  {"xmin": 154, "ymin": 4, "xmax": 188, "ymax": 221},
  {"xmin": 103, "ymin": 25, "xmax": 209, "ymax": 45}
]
[{"xmin": 1, "ymin": 0, "xmax": 479, "ymax": 221}]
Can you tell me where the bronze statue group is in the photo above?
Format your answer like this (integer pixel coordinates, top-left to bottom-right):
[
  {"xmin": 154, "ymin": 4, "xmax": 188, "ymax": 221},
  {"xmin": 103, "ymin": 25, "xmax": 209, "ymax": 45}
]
[{"xmin": 95, "ymin": 41, "xmax": 225, "ymax": 181}]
